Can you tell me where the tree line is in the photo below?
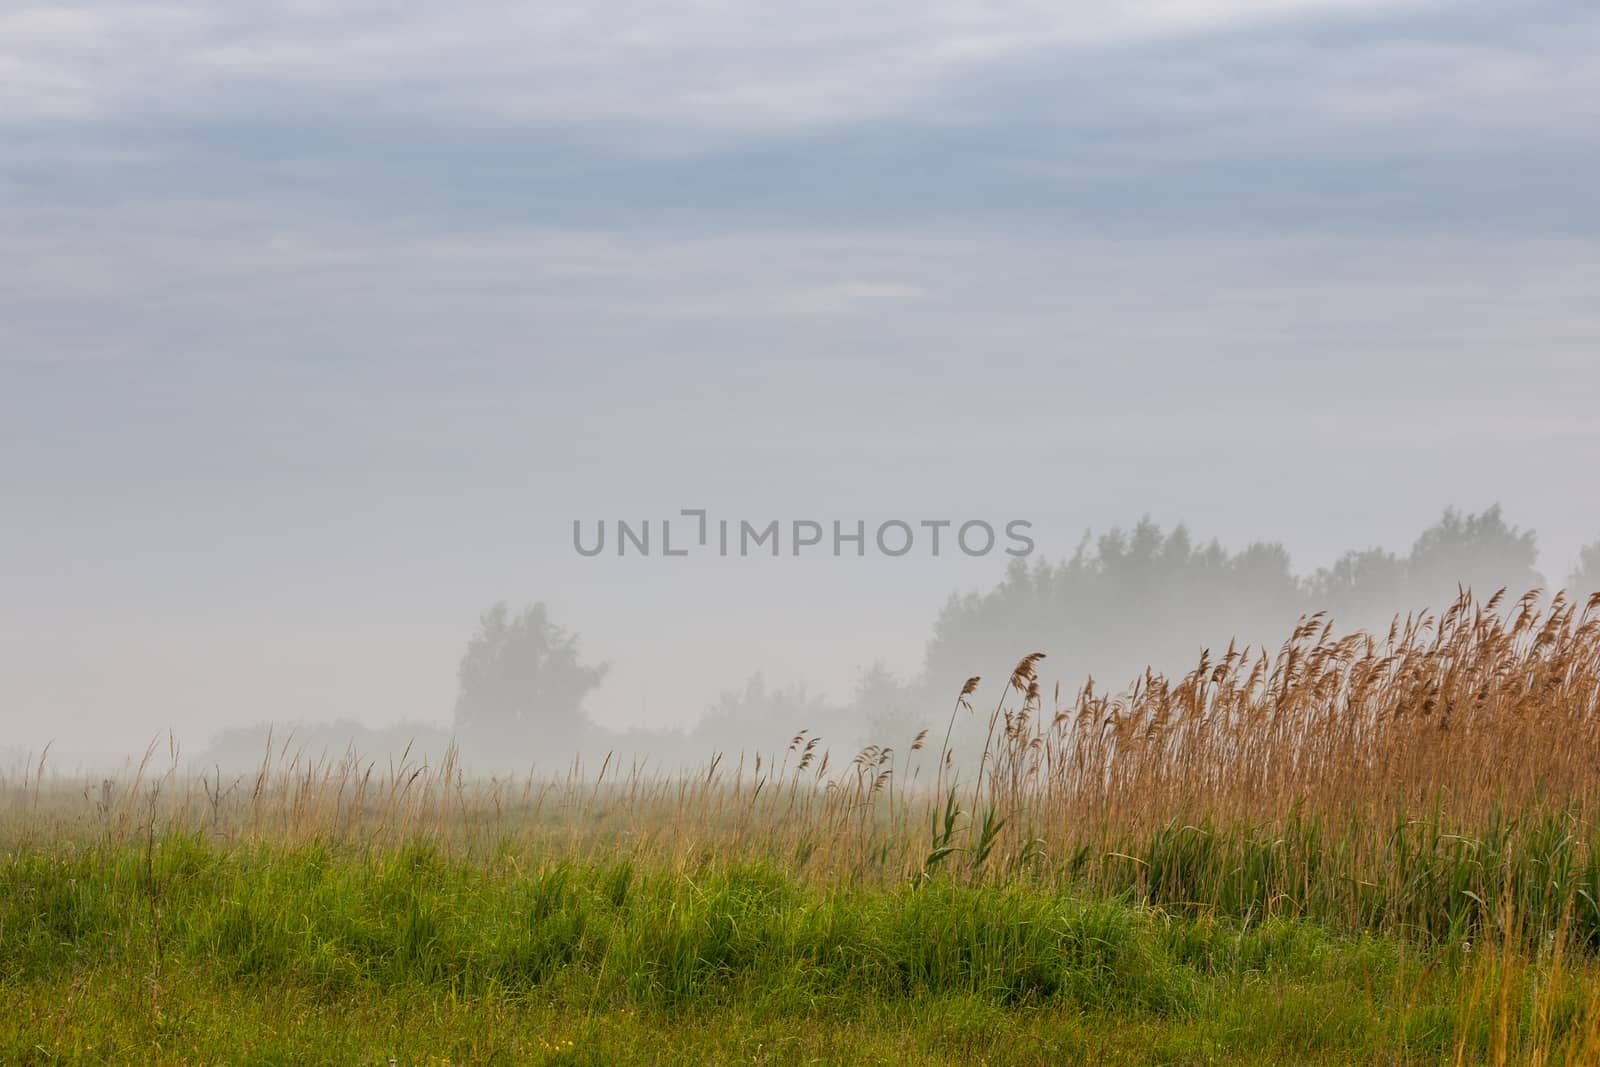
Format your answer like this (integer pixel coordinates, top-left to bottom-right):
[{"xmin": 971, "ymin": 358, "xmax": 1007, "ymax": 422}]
[{"xmin": 205, "ymin": 506, "xmax": 1600, "ymax": 771}]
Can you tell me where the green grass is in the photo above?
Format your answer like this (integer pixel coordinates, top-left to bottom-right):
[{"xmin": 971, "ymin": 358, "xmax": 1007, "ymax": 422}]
[
  {"xmin": 1068, "ymin": 805, "xmax": 1600, "ymax": 951},
  {"xmin": 4, "ymin": 832, "xmax": 1596, "ymax": 1064}
]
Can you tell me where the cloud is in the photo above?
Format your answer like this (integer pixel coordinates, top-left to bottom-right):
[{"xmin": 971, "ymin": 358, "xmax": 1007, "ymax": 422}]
[
  {"xmin": 1, "ymin": 0, "xmax": 1438, "ymax": 136},
  {"xmin": 4, "ymin": 1, "xmax": 1594, "ymax": 258}
]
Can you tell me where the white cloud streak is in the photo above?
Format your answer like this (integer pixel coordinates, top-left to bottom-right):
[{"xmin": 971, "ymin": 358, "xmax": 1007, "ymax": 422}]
[{"xmin": 1, "ymin": 0, "xmax": 1436, "ymax": 133}]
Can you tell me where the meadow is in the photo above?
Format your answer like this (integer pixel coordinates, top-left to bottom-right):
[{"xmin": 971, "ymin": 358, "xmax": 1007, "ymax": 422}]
[{"xmin": 5, "ymin": 588, "xmax": 1600, "ymax": 1065}]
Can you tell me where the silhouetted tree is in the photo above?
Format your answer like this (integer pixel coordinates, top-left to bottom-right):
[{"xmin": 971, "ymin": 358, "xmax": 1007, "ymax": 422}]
[
  {"xmin": 1307, "ymin": 546, "xmax": 1406, "ymax": 624},
  {"xmin": 1307, "ymin": 506, "xmax": 1543, "ymax": 631},
  {"xmin": 920, "ymin": 506, "xmax": 1548, "ymax": 705},
  {"xmin": 853, "ymin": 662, "xmax": 921, "ymax": 743},
  {"xmin": 1570, "ymin": 537, "xmax": 1600, "ymax": 604},
  {"xmin": 922, "ymin": 519, "xmax": 1303, "ymax": 698},
  {"xmin": 1404, "ymin": 505, "xmax": 1541, "ymax": 605},
  {"xmin": 677, "ymin": 674, "xmax": 855, "ymax": 757},
  {"xmin": 454, "ymin": 603, "xmax": 606, "ymax": 768}
]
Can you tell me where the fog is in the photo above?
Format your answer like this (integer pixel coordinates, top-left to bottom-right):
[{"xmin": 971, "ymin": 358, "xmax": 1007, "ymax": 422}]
[{"xmin": 4, "ymin": 0, "xmax": 1599, "ymax": 776}]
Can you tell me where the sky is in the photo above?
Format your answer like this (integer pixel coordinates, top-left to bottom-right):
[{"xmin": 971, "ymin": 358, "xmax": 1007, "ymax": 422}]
[{"xmin": 3, "ymin": 0, "xmax": 1598, "ymax": 765}]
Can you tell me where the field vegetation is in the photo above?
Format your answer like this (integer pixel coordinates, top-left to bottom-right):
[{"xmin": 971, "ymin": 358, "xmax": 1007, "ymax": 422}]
[{"xmin": 5, "ymin": 588, "xmax": 1600, "ymax": 1064}]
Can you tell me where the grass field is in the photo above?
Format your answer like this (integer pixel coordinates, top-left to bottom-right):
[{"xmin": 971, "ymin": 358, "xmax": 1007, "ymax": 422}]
[{"xmin": 6, "ymin": 589, "xmax": 1600, "ymax": 1064}]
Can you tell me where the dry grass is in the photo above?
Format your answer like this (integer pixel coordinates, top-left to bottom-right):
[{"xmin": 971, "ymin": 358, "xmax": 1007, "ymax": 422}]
[
  {"xmin": 9, "ymin": 589, "xmax": 1600, "ymax": 921},
  {"xmin": 8, "ymin": 588, "xmax": 1600, "ymax": 1063}
]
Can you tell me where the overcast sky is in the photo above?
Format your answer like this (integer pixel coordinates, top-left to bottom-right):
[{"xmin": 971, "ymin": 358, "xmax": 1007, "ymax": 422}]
[{"xmin": 3, "ymin": 0, "xmax": 1598, "ymax": 764}]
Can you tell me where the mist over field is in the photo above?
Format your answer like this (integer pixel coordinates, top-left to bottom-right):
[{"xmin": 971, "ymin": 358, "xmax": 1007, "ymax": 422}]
[
  {"xmin": 7, "ymin": 505, "xmax": 1600, "ymax": 778},
  {"xmin": 0, "ymin": 7, "xmax": 1597, "ymax": 780},
  {"xmin": 4, "ymin": 1, "xmax": 1600, "ymax": 776}
]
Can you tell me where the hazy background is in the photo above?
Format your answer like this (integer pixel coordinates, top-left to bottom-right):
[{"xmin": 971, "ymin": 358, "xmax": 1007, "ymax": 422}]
[{"xmin": 3, "ymin": 0, "xmax": 1598, "ymax": 769}]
